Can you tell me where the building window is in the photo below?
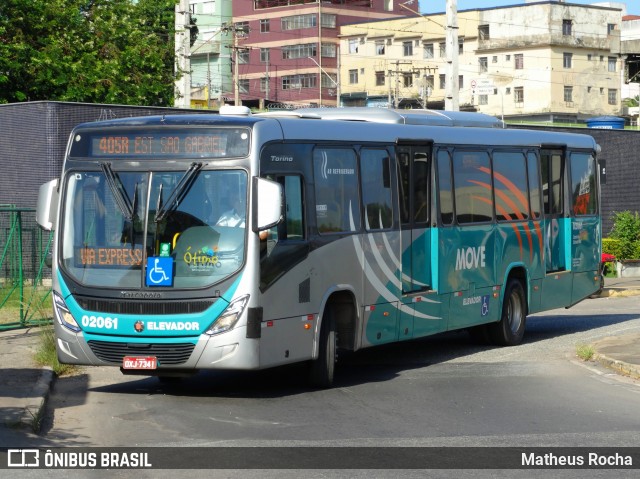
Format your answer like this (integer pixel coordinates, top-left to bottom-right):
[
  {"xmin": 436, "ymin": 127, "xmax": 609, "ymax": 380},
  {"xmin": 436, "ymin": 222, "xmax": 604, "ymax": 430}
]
[
  {"xmin": 514, "ymin": 87, "xmax": 524, "ymax": 104},
  {"xmin": 321, "ymin": 14, "xmax": 336, "ymax": 28},
  {"xmin": 425, "ymin": 75, "xmax": 434, "ymax": 89},
  {"xmin": 321, "ymin": 73, "xmax": 337, "ymax": 88},
  {"xmin": 458, "ymin": 75, "xmax": 463, "ymax": 90},
  {"xmin": 563, "ymin": 19, "xmax": 572, "ymax": 36},
  {"xmin": 403, "ymin": 41, "xmax": 414, "ymax": 57},
  {"xmin": 424, "ymin": 43, "xmax": 434, "ymax": 59},
  {"xmin": 238, "ymin": 79, "xmax": 249, "ymax": 93},
  {"xmin": 607, "ymin": 23, "xmax": 617, "ymax": 35},
  {"xmin": 348, "ymin": 38, "xmax": 359, "ymax": 54},
  {"xmin": 479, "ymin": 57, "xmax": 488, "ymax": 73},
  {"xmin": 478, "ymin": 24, "xmax": 490, "ymax": 40},
  {"xmin": 479, "ymin": 95, "xmax": 488, "ymax": 105},
  {"xmin": 376, "ymin": 40, "xmax": 385, "ymax": 55},
  {"xmin": 260, "ymin": 19, "xmax": 270, "ymax": 33},
  {"xmin": 439, "ymin": 42, "xmax": 446, "ymax": 58},
  {"xmin": 260, "ymin": 77, "xmax": 269, "ymax": 92},
  {"xmin": 282, "ymin": 14, "xmax": 316, "ymax": 30},
  {"xmin": 321, "ymin": 43, "xmax": 336, "ymax": 58},
  {"xmin": 587, "ymin": 53, "xmax": 592, "ymax": 61},
  {"xmin": 402, "ymin": 72, "xmax": 413, "ymax": 88},
  {"xmin": 439, "ymin": 74, "xmax": 446, "ymax": 89},
  {"xmin": 282, "ymin": 43, "xmax": 317, "ymax": 60},
  {"xmin": 515, "ymin": 53, "xmax": 523, "ymax": 70},
  {"xmin": 564, "ymin": 86, "xmax": 573, "ymax": 103},
  {"xmin": 375, "ymin": 71, "xmax": 385, "ymax": 86},
  {"xmin": 260, "ymin": 48, "xmax": 270, "ymax": 63},
  {"xmin": 563, "ymin": 52, "xmax": 573, "ymax": 69},
  {"xmin": 608, "ymin": 89, "xmax": 617, "ymax": 105},
  {"xmin": 608, "ymin": 56, "xmax": 617, "ymax": 72},
  {"xmin": 281, "ymin": 74, "xmax": 316, "ymax": 90},
  {"xmin": 238, "ymin": 49, "xmax": 249, "ymax": 64},
  {"xmin": 459, "ymin": 39, "xmax": 464, "ymax": 54},
  {"xmin": 235, "ymin": 21, "xmax": 249, "ymax": 36},
  {"xmin": 492, "ymin": 55, "xmax": 498, "ymax": 63},
  {"xmin": 349, "ymin": 69, "xmax": 358, "ymax": 84}
]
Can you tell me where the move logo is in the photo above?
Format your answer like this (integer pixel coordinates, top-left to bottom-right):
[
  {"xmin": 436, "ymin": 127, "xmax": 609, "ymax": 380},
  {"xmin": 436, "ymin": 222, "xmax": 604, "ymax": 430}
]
[{"xmin": 455, "ymin": 246, "xmax": 486, "ymax": 271}]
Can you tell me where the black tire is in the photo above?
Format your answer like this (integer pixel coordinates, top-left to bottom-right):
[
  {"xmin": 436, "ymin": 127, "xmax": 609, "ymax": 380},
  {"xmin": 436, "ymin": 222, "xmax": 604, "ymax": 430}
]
[
  {"xmin": 488, "ymin": 279, "xmax": 526, "ymax": 346},
  {"xmin": 308, "ymin": 310, "xmax": 336, "ymax": 388}
]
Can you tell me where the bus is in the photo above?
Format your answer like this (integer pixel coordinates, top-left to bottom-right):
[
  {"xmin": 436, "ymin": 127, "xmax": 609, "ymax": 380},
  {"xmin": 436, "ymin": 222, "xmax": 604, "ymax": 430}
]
[{"xmin": 36, "ymin": 106, "xmax": 601, "ymax": 387}]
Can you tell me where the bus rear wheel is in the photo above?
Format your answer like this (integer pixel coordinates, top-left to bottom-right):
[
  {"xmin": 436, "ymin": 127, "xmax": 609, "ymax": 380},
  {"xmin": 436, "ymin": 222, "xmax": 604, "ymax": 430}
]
[
  {"xmin": 489, "ymin": 279, "xmax": 526, "ymax": 346},
  {"xmin": 308, "ymin": 310, "xmax": 336, "ymax": 388}
]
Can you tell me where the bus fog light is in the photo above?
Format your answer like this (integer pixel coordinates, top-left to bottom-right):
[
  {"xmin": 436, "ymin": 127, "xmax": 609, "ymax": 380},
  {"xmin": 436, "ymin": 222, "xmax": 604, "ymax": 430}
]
[
  {"xmin": 206, "ymin": 295, "xmax": 249, "ymax": 336},
  {"xmin": 53, "ymin": 291, "xmax": 81, "ymax": 333}
]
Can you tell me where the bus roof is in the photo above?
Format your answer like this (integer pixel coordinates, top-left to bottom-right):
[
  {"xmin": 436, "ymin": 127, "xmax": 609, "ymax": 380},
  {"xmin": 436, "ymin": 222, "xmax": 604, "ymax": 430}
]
[{"xmin": 257, "ymin": 107, "xmax": 505, "ymax": 128}]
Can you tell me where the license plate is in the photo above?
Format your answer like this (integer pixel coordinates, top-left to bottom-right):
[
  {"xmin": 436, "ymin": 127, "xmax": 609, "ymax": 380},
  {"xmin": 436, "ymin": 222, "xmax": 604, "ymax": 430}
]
[{"xmin": 122, "ymin": 356, "xmax": 157, "ymax": 370}]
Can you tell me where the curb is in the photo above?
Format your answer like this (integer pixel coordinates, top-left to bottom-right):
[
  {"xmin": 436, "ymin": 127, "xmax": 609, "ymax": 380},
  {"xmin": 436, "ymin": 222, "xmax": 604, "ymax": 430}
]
[
  {"xmin": 20, "ymin": 367, "xmax": 54, "ymax": 433},
  {"xmin": 593, "ymin": 353, "xmax": 640, "ymax": 380}
]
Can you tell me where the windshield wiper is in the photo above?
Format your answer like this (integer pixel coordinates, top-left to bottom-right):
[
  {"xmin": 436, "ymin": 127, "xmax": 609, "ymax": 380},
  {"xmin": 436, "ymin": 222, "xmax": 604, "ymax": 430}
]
[
  {"xmin": 100, "ymin": 162, "xmax": 134, "ymax": 221},
  {"xmin": 100, "ymin": 163, "xmax": 138, "ymax": 249},
  {"xmin": 155, "ymin": 162, "xmax": 203, "ymax": 223}
]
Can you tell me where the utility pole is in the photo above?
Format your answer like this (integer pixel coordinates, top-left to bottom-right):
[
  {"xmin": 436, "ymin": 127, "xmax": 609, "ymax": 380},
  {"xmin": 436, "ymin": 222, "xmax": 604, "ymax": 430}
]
[
  {"xmin": 387, "ymin": 60, "xmax": 413, "ymax": 109},
  {"xmin": 174, "ymin": 0, "xmax": 191, "ymax": 108},
  {"xmin": 445, "ymin": 0, "xmax": 459, "ymax": 111},
  {"xmin": 413, "ymin": 67, "xmax": 436, "ymax": 109}
]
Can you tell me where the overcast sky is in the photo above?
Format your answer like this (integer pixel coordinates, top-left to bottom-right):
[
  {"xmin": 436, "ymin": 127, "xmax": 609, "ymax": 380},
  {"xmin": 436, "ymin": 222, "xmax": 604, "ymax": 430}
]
[{"xmin": 418, "ymin": 1, "xmax": 638, "ymax": 15}]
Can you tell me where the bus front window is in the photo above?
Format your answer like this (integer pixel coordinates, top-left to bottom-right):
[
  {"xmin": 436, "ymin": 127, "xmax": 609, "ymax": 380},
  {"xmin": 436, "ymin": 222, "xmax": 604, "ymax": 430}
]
[{"xmin": 60, "ymin": 169, "xmax": 248, "ymax": 289}]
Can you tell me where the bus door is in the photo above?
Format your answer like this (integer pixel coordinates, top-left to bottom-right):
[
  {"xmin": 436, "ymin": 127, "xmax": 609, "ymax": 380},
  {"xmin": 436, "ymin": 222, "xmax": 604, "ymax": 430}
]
[
  {"xmin": 568, "ymin": 151, "xmax": 600, "ymax": 303},
  {"xmin": 540, "ymin": 147, "xmax": 572, "ymax": 307},
  {"xmin": 397, "ymin": 142, "xmax": 441, "ymax": 338}
]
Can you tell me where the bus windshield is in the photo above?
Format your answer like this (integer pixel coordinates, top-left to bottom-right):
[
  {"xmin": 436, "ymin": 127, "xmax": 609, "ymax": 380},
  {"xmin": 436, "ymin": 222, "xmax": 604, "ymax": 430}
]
[{"xmin": 60, "ymin": 168, "xmax": 248, "ymax": 289}]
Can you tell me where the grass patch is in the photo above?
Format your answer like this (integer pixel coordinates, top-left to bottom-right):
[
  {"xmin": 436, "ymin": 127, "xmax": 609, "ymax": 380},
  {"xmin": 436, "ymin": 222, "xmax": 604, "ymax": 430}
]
[
  {"xmin": 34, "ymin": 325, "xmax": 79, "ymax": 376},
  {"xmin": 576, "ymin": 343, "xmax": 595, "ymax": 361}
]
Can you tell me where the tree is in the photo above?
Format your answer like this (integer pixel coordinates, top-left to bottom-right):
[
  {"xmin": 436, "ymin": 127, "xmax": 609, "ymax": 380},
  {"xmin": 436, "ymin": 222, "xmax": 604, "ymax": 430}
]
[{"xmin": 0, "ymin": 0, "xmax": 183, "ymax": 106}]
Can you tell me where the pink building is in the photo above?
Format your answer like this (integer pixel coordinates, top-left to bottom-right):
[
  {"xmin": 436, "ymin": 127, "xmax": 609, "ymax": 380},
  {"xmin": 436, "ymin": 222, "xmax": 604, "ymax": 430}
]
[{"xmin": 231, "ymin": 0, "xmax": 411, "ymax": 108}]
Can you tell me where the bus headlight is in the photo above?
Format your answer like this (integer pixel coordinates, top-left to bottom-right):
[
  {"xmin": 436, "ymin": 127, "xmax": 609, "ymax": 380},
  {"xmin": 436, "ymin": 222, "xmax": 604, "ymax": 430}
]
[
  {"xmin": 206, "ymin": 295, "xmax": 249, "ymax": 336},
  {"xmin": 53, "ymin": 291, "xmax": 81, "ymax": 333}
]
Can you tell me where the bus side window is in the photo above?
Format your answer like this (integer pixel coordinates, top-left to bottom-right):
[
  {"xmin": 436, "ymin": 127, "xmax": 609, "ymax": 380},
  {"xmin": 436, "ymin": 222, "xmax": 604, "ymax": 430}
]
[
  {"xmin": 437, "ymin": 151, "xmax": 454, "ymax": 226},
  {"xmin": 262, "ymin": 174, "xmax": 304, "ymax": 257},
  {"xmin": 527, "ymin": 152, "xmax": 542, "ymax": 219}
]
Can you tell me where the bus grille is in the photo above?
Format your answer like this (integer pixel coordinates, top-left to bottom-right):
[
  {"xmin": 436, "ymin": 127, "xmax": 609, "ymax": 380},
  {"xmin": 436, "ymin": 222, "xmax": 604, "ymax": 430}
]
[
  {"xmin": 87, "ymin": 341, "xmax": 195, "ymax": 365},
  {"xmin": 75, "ymin": 297, "xmax": 214, "ymax": 315}
]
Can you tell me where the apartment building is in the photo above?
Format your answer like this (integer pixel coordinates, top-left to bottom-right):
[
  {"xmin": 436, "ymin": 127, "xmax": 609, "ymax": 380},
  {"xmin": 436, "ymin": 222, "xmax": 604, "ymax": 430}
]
[
  {"xmin": 187, "ymin": 0, "xmax": 233, "ymax": 108},
  {"xmin": 339, "ymin": 1, "xmax": 628, "ymax": 121},
  {"xmin": 230, "ymin": 0, "xmax": 411, "ymax": 109}
]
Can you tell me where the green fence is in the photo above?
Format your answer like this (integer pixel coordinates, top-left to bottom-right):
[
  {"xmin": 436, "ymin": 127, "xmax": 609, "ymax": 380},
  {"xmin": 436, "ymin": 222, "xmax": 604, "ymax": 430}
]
[{"xmin": 0, "ymin": 206, "xmax": 53, "ymax": 330}]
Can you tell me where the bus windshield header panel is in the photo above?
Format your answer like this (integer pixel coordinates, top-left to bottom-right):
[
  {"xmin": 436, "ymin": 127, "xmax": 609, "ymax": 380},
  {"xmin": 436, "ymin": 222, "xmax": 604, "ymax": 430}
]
[{"xmin": 70, "ymin": 128, "xmax": 251, "ymax": 159}]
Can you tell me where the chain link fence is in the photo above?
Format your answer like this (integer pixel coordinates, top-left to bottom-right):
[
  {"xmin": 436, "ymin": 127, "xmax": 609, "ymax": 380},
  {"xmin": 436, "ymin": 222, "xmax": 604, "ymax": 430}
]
[{"xmin": 0, "ymin": 206, "xmax": 53, "ymax": 329}]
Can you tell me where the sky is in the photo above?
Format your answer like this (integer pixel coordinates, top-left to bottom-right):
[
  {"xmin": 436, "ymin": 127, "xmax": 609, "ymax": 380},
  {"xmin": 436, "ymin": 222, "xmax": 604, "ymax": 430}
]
[{"xmin": 418, "ymin": 0, "xmax": 639, "ymax": 16}]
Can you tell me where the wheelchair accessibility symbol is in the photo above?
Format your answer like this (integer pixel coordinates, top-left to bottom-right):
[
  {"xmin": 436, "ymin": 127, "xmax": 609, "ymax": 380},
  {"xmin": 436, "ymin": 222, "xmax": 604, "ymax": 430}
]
[
  {"xmin": 481, "ymin": 295, "xmax": 490, "ymax": 317},
  {"xmin": 146, "ymin": 257, "xmax": 173, "ymax": 287}
]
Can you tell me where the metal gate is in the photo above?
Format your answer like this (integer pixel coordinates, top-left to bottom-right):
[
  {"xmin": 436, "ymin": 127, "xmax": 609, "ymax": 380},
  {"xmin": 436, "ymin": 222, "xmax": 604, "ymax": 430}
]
[{"xmin": 0, "ymin": 206, "xmax": 53, "ymax": 329}]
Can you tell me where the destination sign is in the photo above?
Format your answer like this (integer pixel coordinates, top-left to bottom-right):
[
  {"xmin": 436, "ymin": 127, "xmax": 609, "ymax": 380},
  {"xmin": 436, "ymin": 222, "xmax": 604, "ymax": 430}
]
[{"xmin": 70, "ymin": 128, "xmax": 250, "ymax": 159}]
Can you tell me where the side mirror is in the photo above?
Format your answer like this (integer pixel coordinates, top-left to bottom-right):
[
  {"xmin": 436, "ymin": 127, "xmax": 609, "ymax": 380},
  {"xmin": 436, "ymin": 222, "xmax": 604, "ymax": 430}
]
[
  {"xmin": 36, "ymin": 179, "xmax": 59, "ymax": 231},
  {"xmin": 252, "ymin": 177, "xmax": 283, "ymax": 232}
]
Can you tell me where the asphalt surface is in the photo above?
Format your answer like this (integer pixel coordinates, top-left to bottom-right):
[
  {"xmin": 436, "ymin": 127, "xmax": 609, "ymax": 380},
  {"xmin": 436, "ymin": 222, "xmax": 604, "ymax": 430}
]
[{"xmin": 1, "ymin": 276, "xmax": 639, "ymax": 446}]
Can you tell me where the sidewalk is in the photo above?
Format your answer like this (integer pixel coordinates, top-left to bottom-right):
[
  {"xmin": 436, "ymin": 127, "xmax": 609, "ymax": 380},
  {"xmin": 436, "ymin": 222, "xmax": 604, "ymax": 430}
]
[{"xmin": 1, "ymin": 277, "xmax": 639, "ymax": 446}]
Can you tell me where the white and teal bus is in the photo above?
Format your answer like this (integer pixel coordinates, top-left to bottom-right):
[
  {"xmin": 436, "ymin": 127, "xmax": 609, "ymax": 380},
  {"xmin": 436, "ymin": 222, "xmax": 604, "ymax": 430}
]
[{"xmin": 36, "ymin": 107, "xmax": 601, "ymax": 387}]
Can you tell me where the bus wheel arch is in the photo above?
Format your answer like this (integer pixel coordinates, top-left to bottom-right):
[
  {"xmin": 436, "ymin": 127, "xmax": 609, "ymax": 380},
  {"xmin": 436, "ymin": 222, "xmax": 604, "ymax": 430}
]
[
  {"xmin": 489, "ymin": 269, "xmax": 528, "ymax": 346},
  {"xmin": 309, "ymin": 289, "xmax": 358, "ymax": 388}
]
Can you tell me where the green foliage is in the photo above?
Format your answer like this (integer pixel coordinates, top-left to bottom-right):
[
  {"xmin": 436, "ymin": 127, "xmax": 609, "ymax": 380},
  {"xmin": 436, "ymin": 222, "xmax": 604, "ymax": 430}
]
[
  {"xmin": 0, "ymin": 0, "xmax": 181, "ymax": 106},
  {"xmin": 576, "ymin": 343, "xmax": 595, "ymax": 361},
  {"xmin": 609, "ymin": 211, "xmax": 640, "ymax": 260},
  {"xmin": 35, "ymin": 325, "xmax": 78, "ymax": 376},
  {"xmin": 602, "ymin": 238, "xmax": 623, "ymax": 259}
]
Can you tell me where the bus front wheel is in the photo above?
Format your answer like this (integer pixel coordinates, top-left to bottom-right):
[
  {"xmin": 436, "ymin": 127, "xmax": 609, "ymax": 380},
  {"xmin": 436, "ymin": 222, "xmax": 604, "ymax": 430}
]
[
  {"xmin": 489, "ymin": 279, "xmax": 526, "ymax": 346},
  {"xmin": 308, "ymin": 310, "xmax": 336, "ymax": 388}
]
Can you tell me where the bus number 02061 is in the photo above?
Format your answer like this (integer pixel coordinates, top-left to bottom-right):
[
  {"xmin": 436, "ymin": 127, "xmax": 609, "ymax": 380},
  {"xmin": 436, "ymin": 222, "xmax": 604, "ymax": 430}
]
[{"xmin": 81, "ymin": 315, "xmax": 119, "ymax": 330}]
